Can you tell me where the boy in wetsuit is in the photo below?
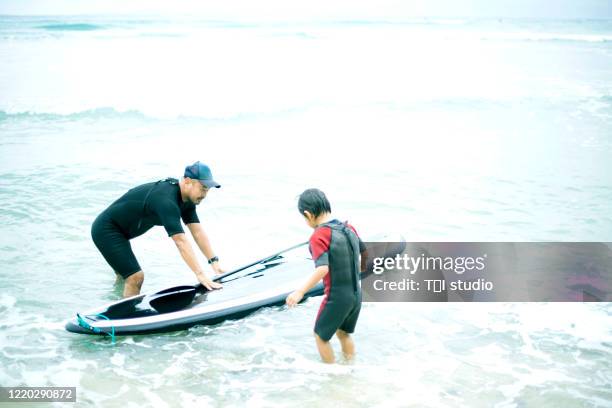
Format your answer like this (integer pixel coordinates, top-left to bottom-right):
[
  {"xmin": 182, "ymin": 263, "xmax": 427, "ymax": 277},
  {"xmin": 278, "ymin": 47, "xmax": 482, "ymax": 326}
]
[{"xmin": 286, "ymin": 188, "xmax": 366, "ymax": 363}]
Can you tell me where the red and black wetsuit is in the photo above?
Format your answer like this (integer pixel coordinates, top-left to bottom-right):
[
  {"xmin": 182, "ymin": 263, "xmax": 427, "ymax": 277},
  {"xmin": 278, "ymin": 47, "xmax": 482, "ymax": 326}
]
[{"xmin": 309, "ymin": 219, "xmax": 366, "ymax": 341}]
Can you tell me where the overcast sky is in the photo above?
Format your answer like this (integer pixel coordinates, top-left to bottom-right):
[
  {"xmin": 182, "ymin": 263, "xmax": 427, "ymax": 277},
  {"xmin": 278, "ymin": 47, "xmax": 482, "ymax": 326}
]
[{"xmin": 1, "ymin": 0, "xmax": 611, "ymax": 20}]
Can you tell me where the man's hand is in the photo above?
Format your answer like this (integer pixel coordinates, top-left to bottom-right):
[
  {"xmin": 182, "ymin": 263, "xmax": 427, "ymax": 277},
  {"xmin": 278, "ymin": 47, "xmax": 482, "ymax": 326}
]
[
  {"xmin": 211, "ymin": 262, "xmax": 225, "ymax": 275},
  {"xmin": 198, "ymin": 274, "xmax": 222, "ymax": 291},
  {"xmin": 286, "ymin": 290, "xmax": 304, "ymax": 307}
]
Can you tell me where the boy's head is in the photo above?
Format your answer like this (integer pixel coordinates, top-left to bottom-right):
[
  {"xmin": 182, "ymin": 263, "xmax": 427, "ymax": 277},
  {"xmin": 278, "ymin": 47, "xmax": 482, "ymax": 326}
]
[{"xmin": 298, "ymin": 188, "xmax": 331, "ymax": 228}]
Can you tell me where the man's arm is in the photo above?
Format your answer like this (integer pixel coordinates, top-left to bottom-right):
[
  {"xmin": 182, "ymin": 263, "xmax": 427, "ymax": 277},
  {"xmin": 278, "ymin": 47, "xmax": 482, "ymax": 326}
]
[
  {"xmin": 171, "ymin": 233, "xmax": 222, "ymax": 290},
  {"xmin": 286, "ymin": 265, "xmax": 329, "ymax": 307},
  {"xmin": 186, "ymin": 222, "xmax": 225, "ymax": 274}
]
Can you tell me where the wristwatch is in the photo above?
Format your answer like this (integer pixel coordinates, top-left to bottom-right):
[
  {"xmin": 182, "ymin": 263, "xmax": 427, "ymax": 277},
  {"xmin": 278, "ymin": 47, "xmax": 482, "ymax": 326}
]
[{"xmin": 208, "ymin": 256, "xmax": 219, "ymax": 265}]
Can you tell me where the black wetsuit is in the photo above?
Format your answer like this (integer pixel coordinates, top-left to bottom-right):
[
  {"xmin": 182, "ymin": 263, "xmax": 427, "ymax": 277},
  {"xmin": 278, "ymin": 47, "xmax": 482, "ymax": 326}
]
[
  {"xmin": 309, "ymin": 219, "xmax": 365, "ymax": 341},
  {"xmin": 91, "ymin": 178, "xmax": 199, "ymax": 278}
]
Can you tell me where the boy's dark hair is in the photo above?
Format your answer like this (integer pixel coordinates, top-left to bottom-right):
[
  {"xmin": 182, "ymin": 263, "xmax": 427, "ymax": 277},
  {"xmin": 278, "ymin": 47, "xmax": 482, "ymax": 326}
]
[{"xmin": 298, "ymin": 188, "xmax": 331, "ymax": 217}]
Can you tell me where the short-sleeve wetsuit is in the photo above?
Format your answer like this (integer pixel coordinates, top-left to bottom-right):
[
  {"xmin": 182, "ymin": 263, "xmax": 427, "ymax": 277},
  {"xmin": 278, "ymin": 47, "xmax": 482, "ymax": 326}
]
[
  {"xmin": 309, "ymin": 219, "xmax": 366, "ymax": 341},
  {"xmin": 91, "ymin": 178, "xmax": 199, "ymax": 278}
]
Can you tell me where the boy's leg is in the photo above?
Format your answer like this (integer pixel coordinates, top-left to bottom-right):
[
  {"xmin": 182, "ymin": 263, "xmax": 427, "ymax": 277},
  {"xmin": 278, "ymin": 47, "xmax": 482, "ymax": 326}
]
[
  {"xmin": 314, "ymin": 333, "xmax": 335, "ymax": 364},
  {"xmin": 336, "ymin": 329, "xmax": 355, "ymax": 360}
]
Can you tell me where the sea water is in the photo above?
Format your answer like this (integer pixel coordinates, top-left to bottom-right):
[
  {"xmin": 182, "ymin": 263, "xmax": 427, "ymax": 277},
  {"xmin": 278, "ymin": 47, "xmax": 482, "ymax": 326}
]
[{"xmin": 0, "ymin": 16, "xmax": 611, "ymax": 407}]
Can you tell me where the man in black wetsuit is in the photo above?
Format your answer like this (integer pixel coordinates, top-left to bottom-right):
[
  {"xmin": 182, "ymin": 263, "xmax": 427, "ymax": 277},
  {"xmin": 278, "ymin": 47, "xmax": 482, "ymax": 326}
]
[{"xmin": 91, "ymin": 161, "xmax": 224, "ymax": 298}]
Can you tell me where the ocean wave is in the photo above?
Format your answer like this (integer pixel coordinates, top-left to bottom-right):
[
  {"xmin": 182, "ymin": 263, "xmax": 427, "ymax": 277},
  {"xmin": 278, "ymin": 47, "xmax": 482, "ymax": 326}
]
[
  {"xmin": 0, "ymin": 107, "xmax": 149, "ymax": 122},
  {"xmin": 0, "ymin": 105, "xmax": 316, "ymax": 123},
  {"xmin": 479, "ymin": 32, "xmax": 612, "ymax": 43},
  {"xmin": 36, "ymin": 23, "xmax": 106, "ymax": 32},
  {"xmin": 0, "ymin": 17, "xmax": 610, "ymax": 44},
  {"xmin": 1, "ymin": 95, "xmax": 610, "ymax": 123}
]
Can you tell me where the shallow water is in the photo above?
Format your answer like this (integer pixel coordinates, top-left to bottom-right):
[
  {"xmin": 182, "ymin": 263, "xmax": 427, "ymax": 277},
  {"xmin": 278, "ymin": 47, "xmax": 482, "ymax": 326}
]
[{"xmin": 0, "ymin": 16, "xmax": 611, "ymax": 407}]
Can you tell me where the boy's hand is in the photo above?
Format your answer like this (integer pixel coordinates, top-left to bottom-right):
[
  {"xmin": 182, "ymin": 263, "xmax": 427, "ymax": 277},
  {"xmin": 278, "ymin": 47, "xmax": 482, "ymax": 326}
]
[{"xmin": 286, "ymin": 290, "xmax": 304, "ymax": 307}]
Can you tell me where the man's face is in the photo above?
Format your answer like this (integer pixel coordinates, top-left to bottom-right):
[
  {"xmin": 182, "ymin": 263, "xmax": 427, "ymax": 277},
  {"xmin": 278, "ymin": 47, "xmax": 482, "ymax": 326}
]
[{"xmin": 191, "ymin": 180, "xmax": 209, "ymax": 205}]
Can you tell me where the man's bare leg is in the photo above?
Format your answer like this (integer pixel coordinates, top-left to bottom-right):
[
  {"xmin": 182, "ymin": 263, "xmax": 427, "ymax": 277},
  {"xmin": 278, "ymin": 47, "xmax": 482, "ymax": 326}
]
[
  {"xmin": 314, "ymin": 333, "xmax": 335, "ymax": 364},
  {"xmin": 336, "ymin": 329, "xmax": 355, "ymax": 360},
  {"xmin": 123, "ymin": 271, "xmax": 144, "ymax": 298}
]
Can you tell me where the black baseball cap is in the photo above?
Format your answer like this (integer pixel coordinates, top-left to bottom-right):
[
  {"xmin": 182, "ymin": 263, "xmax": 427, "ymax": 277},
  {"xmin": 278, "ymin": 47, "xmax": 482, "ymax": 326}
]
[{"xmin": 184, "ymin": 161, "xmax": 221, "ymax": 189}]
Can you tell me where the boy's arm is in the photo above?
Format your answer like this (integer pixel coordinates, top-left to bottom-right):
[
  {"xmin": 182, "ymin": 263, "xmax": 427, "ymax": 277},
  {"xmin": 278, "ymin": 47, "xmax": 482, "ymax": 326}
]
[
  {"xmin": 286, "ymin": 265, "xmax": 329, "ymax": 307},
  {"xmin": 361, "ymin": 250, "xmax": 368, "ymax": 272}
]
